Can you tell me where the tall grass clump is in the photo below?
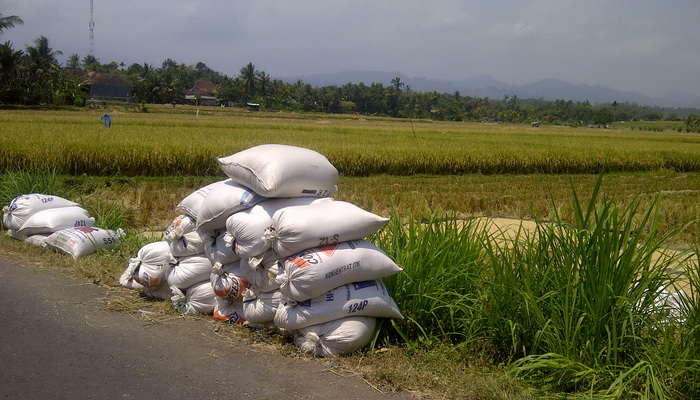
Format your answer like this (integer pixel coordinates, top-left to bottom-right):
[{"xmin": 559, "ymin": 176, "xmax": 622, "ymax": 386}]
[
  {"xmin": 482, "ymin": 175, "xmax": 697, "ymax": 397},
  {"xmin": 0, "ymin": 168, "xmax": 70, "ymax": 210}
]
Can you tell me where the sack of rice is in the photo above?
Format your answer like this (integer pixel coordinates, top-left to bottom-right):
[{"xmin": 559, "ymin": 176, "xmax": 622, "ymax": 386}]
[
  {"xmin": 213, "ymin": 297, "xmax": 246, "ymax": 325},
  {"xmin": 294, "ymin": 316, "xmax": 377, "ymax": 357},
  {"xmin": 218, "ymin": 144, "xmax": 338, "ymax": 198},
  {"xmin": 170, "ymin": 282, "xmax": 216, "ymax": 315},
  {"xmin": 144, "ymin": 280, "xmax": 175, "ymax": 300},
  {"xmin": 210, "ymin": 262, "xmax": 249, "ymax": 302},
  {"xmin": 16, "ymin": 206, "xmax": 95, "ymax": 236},
  {"xmin": 163, "ymin": 215, "xmax": 205, "ymax": 257},
  {"xmin": 277, "ymin": 239, "xmax": 403, "ymax": 301},
  {"xmin": 226, "ymin": 197, "xmax": 332, "ymax": 257},
  {"xmin": 274, "ymin": 279, "xmax": 403, "ymax": 330},
  {"xmin": 240, "ymin": 250, "xmax": 282, "ymax": 293},
  {"xmin": 2, "ymin": 193, "xmax": 79, "ymax": 231},
  {"xmin": 242, "ymin": 288, "xmax": 282, "ymax": 327},
  {"xmin": 202, "ymin": 229, "xmax": 241, "ymax": 265},
  {"xmin": 45, "ymin": 227, "xmax": 124, "ymax": 258},
  {"xmin": 264, "ymin": 201, "xmax": 389, "ymax": 257},
  {"xmin": 130, "ymin": 241, "xmax": 173, "ymax": 288},
  {"xmin": 24, "ymin": 233, "xmax": 50, "ymax": 247},
  {"xmin": 175, "ymin": 181, "xmax": 220, "ymax": 220},
  {"xmin": 119, "ymin": 258, "xmax": 145, "ymax": 291},
  {"xmin": 195, "ymin": 179, "xmax": 265, "ymax": 232},
  {"xmin": 165, "ymin": 254, "xmax": 212, "ymax": 289}
]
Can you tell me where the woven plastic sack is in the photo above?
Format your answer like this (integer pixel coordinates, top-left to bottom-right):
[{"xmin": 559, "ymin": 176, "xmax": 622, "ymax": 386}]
[
  {"xmin": 274, "ymin": 279, "xmax": 403, "ymax": 330},
  {"xmin": 2, "ymin": 193, "xmax": 79, "ymax": 231},
  {"xmin": 17, "ymin": 206, "xmax": 95, "ymax": 236},
  {"xmin": 164, "ymin": 215, "xmax": 205, "ymax": 257},
  {"xmin": 278, "ymin": 239, "xmax": 403, "ymax": 301},
  {"xmin": 226, "ymin": 197, "xmax": 331, "ymax": 257},
  {"xmin": 131, "ymin": 241, "xmax": 173, "ymax": 288},
  {"xmin": 242, "ymin": 288, "xmax": 282, "ymax": 327},
  {"xmin": 24, "ymin": 233, "xmax": 50, "ymax": 247},
  {"xmin": 264, "ymin": 201, "xmax": 389, "ymax": 257},
  {"xmin": 213, "ymin": 297, "xmax": 246, "ymax": 325},
  {"xmin": 294, "ymin": 316, "xmax": 377, "ymax": 357},
  {"xmin": 119, "ymin": 258, "xmax": 145, "ymax": 291},
  {"xmin": 45, "ymin": 227, "xmax": 123, "ymax": 258},
  {"xmin": 195, "ymin": 179, "xmax": 265, "ymax": 232},
  {"xmin": 202, "ymin": 229, "xmax": 241, "ymax": 265},
  {"xmin": 170, "ymin": 282, "xmax": 216, "ymax": 315},
  {"xmin": 143, "ymin": 281, "xmax": 173, "ymax": 300},
  {"xmin": 210, "ymin": 262, "xmax": 250, "ymax": 302},
  {"xmin": 165, "ymin": 254, "xmax": 212, "ymax": 289},
  {"xmin": 218, "ymin": 144, "xmax": 338, "ymax": 198},
  {"xmin": 175, "ymin": 181, "xmax": 221, "ymax": 220},
  {"xmin": 240, "ymin": 249, "xmax": 282, "ymax": 293}
]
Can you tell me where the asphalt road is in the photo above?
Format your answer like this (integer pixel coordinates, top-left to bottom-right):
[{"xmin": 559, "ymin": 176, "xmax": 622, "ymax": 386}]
[{"xmin": 0, "ymin": 257, "xmax": 412, "ymax": 400}]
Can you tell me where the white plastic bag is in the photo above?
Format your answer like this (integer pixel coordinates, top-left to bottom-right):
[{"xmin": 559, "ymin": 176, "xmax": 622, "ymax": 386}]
[
  {"xmin": 264, "ymin": 201, "xmax": 389, "ymax": 257},
  {"xmin": 218, "ymin": 144, "xmax": 338, "ymax": 198},
  {"xmin": 242, "ymin": 288, "xmax": 282, "ymax": 326},
  {"xmin": 45, "ymin": 227, "xmax": 123, "ymax": 258},
  {"xmin": 213, "ymin": 297, "xmax": 246, "ymax": 325},
  {"xmin": 240, "ymin": 250, "xmax": 282, "ymax": 293},
  {"xmin": 2, "ymin": 193, "xmax": 79, "ymax": 231},
  {"xmin": 131, "ymin": 241, "xmax": 173, "ymax": 288},
  {"xmin": 294, "ymin": 316, "xmax": 377, "ymax": 357},
  {"xmin": 274, "ymin": 279, "xmax": 403, "ymax": 330},
  {"xmin": 175, "ymin": 181, "xmax": 221, "ymax": 220},
  {"xmin": 163, "ymin": 215, "xmax": 205, "ymax": 257},
  {"xmin": 202, "ymin": 229, "xmax": 241, "ymax": 265},
  {"xmin": 17, "ymin": 206, "xmax": 95, "ymax": 236},
  {"xmin": 165, "ymin": 254, "xmax": 212, "ymax": 289},
  {"xmin": 171, "ymin": 282, "xmax": 216, "ymax": 315},
  {"xmin": 277, "ymin": 239, "xmax": 403, "ymax": 301},
  {"xmin": 195, "ymin": 179, "xmax": 265, "ymax": 231},
  {"xmin": 210, "ymin": 262, "xmax": 250, "ymax": 301}
]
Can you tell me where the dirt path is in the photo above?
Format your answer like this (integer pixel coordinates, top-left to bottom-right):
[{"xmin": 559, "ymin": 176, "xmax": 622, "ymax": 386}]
[{"xmin": 0, "ymin": 257, "xmax": 412, "ymax": 400}]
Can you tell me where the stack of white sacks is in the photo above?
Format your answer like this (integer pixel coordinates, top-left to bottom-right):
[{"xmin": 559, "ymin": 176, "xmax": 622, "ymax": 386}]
[
  {"xmin": 3, "ymin": 193, "xmax": 122, "ymax": 257},
  {"xmin": 120, "ymin": 144, "xmax": 403, "ymax": 356}
]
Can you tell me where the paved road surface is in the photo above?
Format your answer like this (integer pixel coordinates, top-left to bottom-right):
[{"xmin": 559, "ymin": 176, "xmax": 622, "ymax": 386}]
[{"xmin": 0, "ymin": 258, "xmax": 413, "ymax": 400}]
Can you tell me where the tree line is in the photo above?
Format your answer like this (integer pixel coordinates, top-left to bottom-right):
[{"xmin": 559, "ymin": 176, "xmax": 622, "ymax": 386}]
[{"xmin": 1, "ymin": 11, "xmax": 699, "ymax": 127}]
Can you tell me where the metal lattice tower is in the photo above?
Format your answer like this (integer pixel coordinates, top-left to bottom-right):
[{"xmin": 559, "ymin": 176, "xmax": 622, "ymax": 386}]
[{"xmin": 89, "ymin": 0, "xmax": 95, "ymax": 56}]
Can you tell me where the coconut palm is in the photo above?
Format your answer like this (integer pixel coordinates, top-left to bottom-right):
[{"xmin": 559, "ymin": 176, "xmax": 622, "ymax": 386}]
[
  {"xmin": 240, "ymin": 62, "xmax": 257, "ymax": 98},
  {"xmin": 26, "ymin": 36, "xmax": 62, "ymax": 69},
  {"xmin": 0, "ymin": 12, "xmax": 23, "ymax": 35}
]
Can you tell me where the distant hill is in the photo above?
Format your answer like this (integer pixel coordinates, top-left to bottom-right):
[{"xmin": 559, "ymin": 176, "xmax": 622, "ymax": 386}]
[{"xmin": 279, "ymin": 70, "xmax": 700, "ymax": 109}]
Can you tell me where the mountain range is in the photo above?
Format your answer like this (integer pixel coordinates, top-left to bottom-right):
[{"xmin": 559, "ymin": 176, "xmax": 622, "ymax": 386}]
[{"xmin": 279, "ymin": 70, "xmax": 700, "ymax": 109}]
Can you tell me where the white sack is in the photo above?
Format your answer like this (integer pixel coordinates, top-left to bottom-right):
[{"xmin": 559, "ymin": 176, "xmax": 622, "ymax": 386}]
[
  {"xmin": 226, "ymin": 197, "xmax": 332, "ymax": 257},
  {"xmin": 171, "ymin": 282, "xmax": 216, "ymax": 315},
  {"xmin": 274, "ymin": 279, "xmax": 403, "ymax": 330},
  {"xmin": 202, "ymin": 229, "xmax": 241, "ymax": 265},
  {"xmin": 2, "ymin": 193, "xmax": 79, "ymax": 231},
  {"xmin": 165, "ymin": 254, "xmax": 212, "ymax": 289},
  {"xmin": 23, "ymin": 233, "xmax": 50, "ymax": 247},
  {"xmin": 218, "ymin": 144, "xmax": 338, "ymax": 198},
  {"xmin": 164, "ymin": 215, "xmax": 205, "ymax": 257},
  {"xmin": 242, "ymin": 288, "xmax": 282, "ymax": 326},
  {"xmin": 240, "ymin": 250, "xmax": 282, "ymax": 293},
  {"xmin": 131, "ymin": 241, "xmax": 173, "ymax": 288},
  {"xmin": 294, "ymin": 316, "xmax": 377, "ymax": 357},
  {"xmin": 210, "ymin": 262, "xmax": 249, "ymax": 301},
  {"xmin": 213, "ymin": 297, "xmax": 246, "ymax": 325},
  {"xmin": 17, "ymin": 206, "xmax": 95, "ymax": 236},
  {"xmin": 264, "ymin": 201, "xmax": 389, "ymax": 257},
  {"xmin": 175, "ymin": 181, "xmax": 220, "ymax": 220},
  {"xmin": 119, "ymin": 258, "xmax": 145, "ymax": 291},
  {"xmin": 195, "ymin": 179, "xmax": 265, "ymax": 232},
  {"xmin": 278, "ymin": 239, "xmax": 403, "ymax": 301},
  {"xmin": 143, "ymin": 280, "xmax": 173, "ymax": 300},
  {"xmin": 45, "ymin": 227, "xmax": 123, "ymax": 258}
]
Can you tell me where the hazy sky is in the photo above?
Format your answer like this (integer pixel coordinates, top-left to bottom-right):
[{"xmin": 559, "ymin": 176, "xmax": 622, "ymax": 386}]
[{"xmin": 2, "ymin": 1, "xmax": 699, "ymax": 97}]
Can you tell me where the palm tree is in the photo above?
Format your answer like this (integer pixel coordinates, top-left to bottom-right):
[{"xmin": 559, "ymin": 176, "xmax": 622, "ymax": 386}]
[
  {"xmin": 26, "ymin": 36, "xmax": 62, "ymax": 68},
  {"xmin": 0, "ymin": 12, "xmax": 23, "ymax": 35},
  {"xmin": 240, "ymin": 62, "xmax": 257, "ymax": 98}
]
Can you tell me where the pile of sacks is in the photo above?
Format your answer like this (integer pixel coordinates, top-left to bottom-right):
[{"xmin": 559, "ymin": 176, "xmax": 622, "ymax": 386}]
[
  {"xmin": 2, "ymin": 193, "xmax": 123, "ymax": 257},
  {"xmin": 120, "ymin": 144, "xmax": 404, "ymax": 356}
]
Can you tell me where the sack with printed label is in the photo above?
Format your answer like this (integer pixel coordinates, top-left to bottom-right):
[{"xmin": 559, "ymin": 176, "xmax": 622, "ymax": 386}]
[
  {"xmin": 171, "ymin": 282, "xmax": 216, "ymax": 315},
  {"xmin": 165, "ymin": 254, "xmax": 212, "ymax": 289},
  {"xmin": 213, "ymin": 297, "xmax": 246, "ymax": 325},
  {"xmin": 16, "ymin": 206, "xmax": 95, "ymax": 236},
  {"xmin": 202, "ymin": 229, "xmax": 241, "ymax": 265},
  {"xmin": 163, "ymin": 215, "xmax": 205, "ymax": 257},
  {"xmin": 278, "ymin": 239, "xmax": 403, "ymax": 301},
  {"xmin": 218, "ymin": 144, "xmax": 338, "ymax": 198},
  {"xmin": 175, "ymin": 181, "xmax": 221, "ymax": 220},
  {"xmin": 45, "ymin": 227, "xmax": 123, "ymax": 258},
  {"xmin": 242, "ymin": 288, "xmax": 282, "ymax": 326},
  {"xmin": 274, "ymin": 279, "xmax": 403, "ymax": 330},
  {"xmin": 240, "ymin": 250, "xmax": 282, "ymax": 293},
  {"xmin": 2, "ymin": 193, "xmax": 79, "ymax": 231},
  {"xmin": 130, "ymin": 241, "xmax": 173, "ymax": 288},
  {"xmin": 294, "ymin": 316, "xmax": 377, "ymax": 357},
  {"xmin": 264, "ymin": 201, "xmax": 389, "ymax": 257},
  {"xmin": 226, "ymin": 197, "xmax": 332, "ymax": 257},
  {"xmin": 210, "ymin": 262, "xmax": 249, "ymax": 301},
  {"xmin": 195, "ymin": 179, "xmax": 265, "ymax": 232}
]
